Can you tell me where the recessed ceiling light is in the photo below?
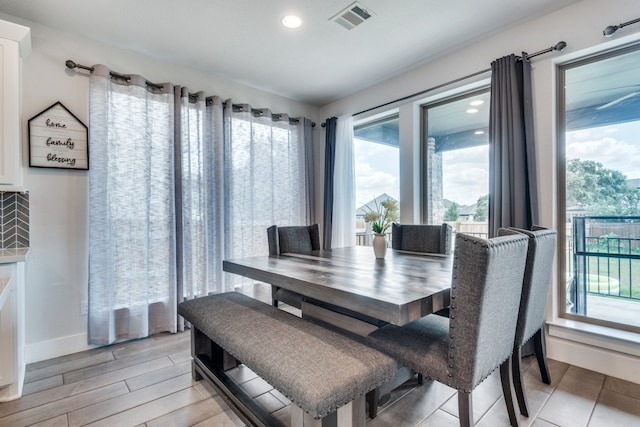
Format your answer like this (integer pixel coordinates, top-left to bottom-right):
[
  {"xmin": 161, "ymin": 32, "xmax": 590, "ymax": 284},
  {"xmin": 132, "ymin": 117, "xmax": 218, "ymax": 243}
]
[
  {"xmin": 282, "ymin": 15, "xmax": 302, "ymax": 28},
  {"xmin": 470, "ymin": 100, "xmax": 484, "ymax": 106},
  {"xmin": 474, "ymin": 130, "xmax": 485, "ymax": 135},
  {"xmin": 466, "ymin": 108, "xmax": 479, "ymax": 114}
]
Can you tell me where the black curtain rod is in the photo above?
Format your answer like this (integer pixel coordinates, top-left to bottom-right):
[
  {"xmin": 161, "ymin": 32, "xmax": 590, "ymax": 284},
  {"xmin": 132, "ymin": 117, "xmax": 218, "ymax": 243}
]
[
  {"xmin": 66, "ymin": 60, "xmax": 166, "ymax": 90},
  {"xmin": 65, "ymin": 60, "xmax": 315, "ymax": 127},
  {"xmin": 349, "ymin": 40, "xmax": 567, "ymax": 118}
]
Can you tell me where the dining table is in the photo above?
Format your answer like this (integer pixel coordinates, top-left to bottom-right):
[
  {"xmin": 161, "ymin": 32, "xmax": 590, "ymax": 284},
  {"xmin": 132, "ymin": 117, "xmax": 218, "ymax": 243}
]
[{"xmin": 222, "ymin": 245, "xmax": 453, "ymax": 336}]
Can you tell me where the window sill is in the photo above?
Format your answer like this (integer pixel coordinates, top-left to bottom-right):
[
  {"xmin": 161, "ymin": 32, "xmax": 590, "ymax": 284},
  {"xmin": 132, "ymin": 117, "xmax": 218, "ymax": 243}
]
[{"xmin": 547, "ymin": 318, "xmax": 640, "ymax": 358}]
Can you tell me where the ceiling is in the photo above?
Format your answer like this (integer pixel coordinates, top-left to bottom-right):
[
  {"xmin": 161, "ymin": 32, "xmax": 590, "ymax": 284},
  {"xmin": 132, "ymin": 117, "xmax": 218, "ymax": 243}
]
[{"xmin": 0, "ymin": 0, "xmax": 583, "ymax": 106}]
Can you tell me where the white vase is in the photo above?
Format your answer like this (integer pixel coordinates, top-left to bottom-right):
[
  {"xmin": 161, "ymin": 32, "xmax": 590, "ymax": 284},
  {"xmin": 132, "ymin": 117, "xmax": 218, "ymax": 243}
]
[{"xmin": 373, "ymin": 233, "xmax": 387, "ymax": 259}]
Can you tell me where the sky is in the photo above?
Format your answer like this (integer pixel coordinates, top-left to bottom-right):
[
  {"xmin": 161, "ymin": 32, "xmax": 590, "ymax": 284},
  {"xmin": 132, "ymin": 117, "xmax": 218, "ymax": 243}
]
[
  {"xmin": 354, "ymin": 139, "xmax": 400, "ymax": 208},
  {"xmin": 566, "ymin": 121, "xmax": 640, "ymax": 180},
  {"xmin": 354, "ymin": 138, "xmax": 488, "ymax": 208},
  {"xmin": 354, "ymin": 119, "xmax": 639, "ymax": 211}
]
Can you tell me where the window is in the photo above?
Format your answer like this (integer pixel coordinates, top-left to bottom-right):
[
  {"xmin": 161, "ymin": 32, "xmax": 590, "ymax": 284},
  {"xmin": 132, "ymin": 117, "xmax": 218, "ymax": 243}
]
[
  {"xmin": 354, "ymin": 116, "xmax": 399, "ymax": 244},
  {"xmin": 422, "ymin": 89, "xmax": 490, "ymax": 237},
  {"xmin": 558, "ymin": 44, "xmax": 640, "ymax": 332}
]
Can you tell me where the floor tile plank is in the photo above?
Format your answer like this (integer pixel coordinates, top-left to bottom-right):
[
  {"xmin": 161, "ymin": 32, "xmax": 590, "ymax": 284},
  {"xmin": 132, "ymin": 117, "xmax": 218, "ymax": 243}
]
[
  {"xmin": 67, "ymin": 373, "xmax": 197, "ymax": 427},
  {"xmin": 83, "ymin": 387, "xmax": 206, "ymax": 427},
  {"xmin": 125, "ymin": 360, "xmax": 192, "ymax": 391},
  {"xmin": 62, "ymin": 354, "xmax": 173, "ymax": 384},
  {"xmin": 536, "ymin": 365, "xmax": 604, "ymax": 427},
  {"xmin": 25, "ymin": 351, "xmax": 115, "ymax": 384},
  {"xmin": 27, "ymin": 413, "xmax": 69, "ymax": 427},
  {"xmin": 2, "ymin": 330, "xmax": 640, "ymax": 427},
  {"xmin": 588, "ymin": 389, "xmax": 640, "ymax": 427},
  {"xmin": 603, "ymin": 376, "xmax": 640, "ymax": 401},
  {"xmin": 0, "ymin": 382, "xmax": 129, "ymax": 427},
  {"xmin": 22, "ymin": 375, "xmax": 64, "ymax": 396},
  {"xmin": 145, "ymin": 395, "xmax": 230, "ymax": 427}
]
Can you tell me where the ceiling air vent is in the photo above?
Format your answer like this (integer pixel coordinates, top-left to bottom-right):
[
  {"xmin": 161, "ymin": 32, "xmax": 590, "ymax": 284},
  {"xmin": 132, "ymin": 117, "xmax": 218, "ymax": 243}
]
[{"xmin": 330, "ymin": 2, "xmax": 374, "ymax": 30}]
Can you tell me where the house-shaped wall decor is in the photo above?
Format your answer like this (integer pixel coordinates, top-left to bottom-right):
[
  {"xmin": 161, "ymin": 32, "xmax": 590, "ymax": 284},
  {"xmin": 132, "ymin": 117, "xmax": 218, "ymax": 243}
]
[{"xmin": 28, "ymin": 101, "xmax": 88, "ymax": 170}]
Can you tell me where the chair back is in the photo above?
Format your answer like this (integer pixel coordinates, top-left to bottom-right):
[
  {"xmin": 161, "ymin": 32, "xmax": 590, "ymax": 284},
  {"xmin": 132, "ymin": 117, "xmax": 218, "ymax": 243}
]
[
  {"xmin": 499, "ymin": 226, "xmax": 557, "ymax": 347},
  {"xmin": 267, "ymin": 224, "xmax": 321, "ymax": 255},
  {"xmin": 449, "ymin": 233, "xmax": 529, "ymax": 390},
  {"xmin": 391, "ymin": 223, "xmax": 452, "ymax": 254}
]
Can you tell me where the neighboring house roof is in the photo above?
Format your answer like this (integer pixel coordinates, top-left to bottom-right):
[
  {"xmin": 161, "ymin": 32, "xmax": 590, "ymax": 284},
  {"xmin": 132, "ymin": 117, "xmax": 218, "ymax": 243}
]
[
  {"xmin": 443, "ymin": 199, "xmax": 476, "ymax": 216},
  {"xmin": 458, "ymin": 203, "xmax": 477, "ymax": 216},
  {"xmin": 627, "ymin": 178, "xmax": 640, "ymax": 189},
  {"xmin": 356, "ymin": 193, "xmax": 397, "ymax": 216}
]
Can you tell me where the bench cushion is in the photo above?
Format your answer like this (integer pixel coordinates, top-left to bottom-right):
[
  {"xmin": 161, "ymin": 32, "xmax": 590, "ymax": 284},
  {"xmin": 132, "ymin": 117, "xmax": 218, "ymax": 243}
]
[{"xmin": 178, "ymin": 292, "xmax": 397, "ymax": 419}]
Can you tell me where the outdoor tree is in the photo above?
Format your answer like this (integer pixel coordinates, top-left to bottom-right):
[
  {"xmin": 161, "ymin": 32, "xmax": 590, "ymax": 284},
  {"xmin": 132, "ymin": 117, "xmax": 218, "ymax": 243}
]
[
  {"xmin": 566, "ymin": 159, "xmax": 640, "ymax": 216},
  {"xmin": 444, "ymin": 202, "xmax": 460, "ymax": 221},
  {"xmin": 474, "ymin": 194, "xmax": 488, "ymax": 221}
]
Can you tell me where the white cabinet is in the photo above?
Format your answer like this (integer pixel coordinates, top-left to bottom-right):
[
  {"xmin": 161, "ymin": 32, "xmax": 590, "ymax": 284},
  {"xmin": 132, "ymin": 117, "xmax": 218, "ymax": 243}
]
[
  {"xmin": 0, "ymin": 262, "xmax": 25, "ymax": 401},
  {"xmin": 0, "ymin": 273, "xmax": 16, "ymax": 388},
  {"xmin": 0, "ymin": 20, "xmax": 31, "ymax": 187}
]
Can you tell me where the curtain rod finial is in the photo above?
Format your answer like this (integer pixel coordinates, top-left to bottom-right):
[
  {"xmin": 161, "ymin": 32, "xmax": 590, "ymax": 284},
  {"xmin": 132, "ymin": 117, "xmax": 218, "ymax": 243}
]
[
  {"xmin": 554, "ymin": 41, "xmax": 567, "ymax": 52},
  {"xmin": 65, "ymin": 60, "xmax": 77, "ymax": 69},
  {"xmin": 603, "ymin": 25, "xmax": 619, "ymax": 37}
]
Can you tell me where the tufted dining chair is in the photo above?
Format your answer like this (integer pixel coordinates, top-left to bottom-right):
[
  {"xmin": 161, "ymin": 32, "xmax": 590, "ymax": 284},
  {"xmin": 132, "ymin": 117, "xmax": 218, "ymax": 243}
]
[
  {"xmin": 498, "ymin": 226, "xmax": 557, "ymax": 417},
  {"xmin": 267, "ymin": 224, "xmax": 321, "ymax": 309},
  {"xmin": 367, "ymin": 233, "xmax": 529, "ymax": 427},
  {"xmin": 391, "ymin": 223, "xmax": 452, "ymax": 255},
  {"xmin": 365, "ymin": 222, "xmax": 454, "ymax": 416}
]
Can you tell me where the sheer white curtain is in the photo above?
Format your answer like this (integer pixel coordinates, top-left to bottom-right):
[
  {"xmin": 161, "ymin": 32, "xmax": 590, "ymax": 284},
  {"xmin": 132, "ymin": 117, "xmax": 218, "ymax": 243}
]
[
  {"xmin": 88, "ymin": 65, "xmax": 177, "ymax": 345},
  {"xmin": 88, "ymin": 71, "xmax": 313, "ymax": 341},
  {"xmin": 176, "ymin": 91, "xmax": 227, "ymax": 305},
  {"xmin": 225, "ymin": 105, "xmax": 309, "ymax": 262},
  {"xmin": 330, "ymin": 115, "xmax": 356, "ymax": 248}
]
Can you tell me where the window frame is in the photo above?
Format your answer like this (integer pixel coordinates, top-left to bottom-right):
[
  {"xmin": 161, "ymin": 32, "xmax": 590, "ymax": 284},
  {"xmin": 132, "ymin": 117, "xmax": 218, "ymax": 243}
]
[
  {"xmin": 420, "ymin": 86, "xmax": 490, "ymax": 226},
  {"xmin": 556, "ymin": 42, "xmax": 640, "ymax": 333}
]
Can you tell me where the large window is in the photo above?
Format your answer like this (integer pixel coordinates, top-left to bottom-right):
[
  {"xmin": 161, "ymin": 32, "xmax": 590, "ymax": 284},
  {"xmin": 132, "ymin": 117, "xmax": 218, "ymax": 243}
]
[
  {"xmin": 423, "ymin": 89, "xmax": 490, "ymax": 237},
  {"xmin": 354, "ymin": 116, "xmax": 399, "ymax": 244},
  {"xmin": 558, "ymin": 44, "xmax": 640, "ymax": 332}
]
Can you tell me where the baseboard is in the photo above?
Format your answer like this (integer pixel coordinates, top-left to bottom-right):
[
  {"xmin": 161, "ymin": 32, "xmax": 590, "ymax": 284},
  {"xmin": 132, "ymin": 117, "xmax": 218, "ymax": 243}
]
[
  {"xmin": 547, "ymin": 332, "xmax": 640, "ymax": 385},
  {"xmin": 25, "ymin": 333, "xmax": 98, "ymax": 364}
]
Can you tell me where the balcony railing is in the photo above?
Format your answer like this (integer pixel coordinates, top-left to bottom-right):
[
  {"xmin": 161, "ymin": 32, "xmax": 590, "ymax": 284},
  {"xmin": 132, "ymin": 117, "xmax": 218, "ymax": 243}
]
[
  {"xmin": 355, "ymin": 231, "xmax": 392, "ymax": 247},
  {"xmin": 570, "ymin": 216, "xmax": 640, "ymax": 316}
]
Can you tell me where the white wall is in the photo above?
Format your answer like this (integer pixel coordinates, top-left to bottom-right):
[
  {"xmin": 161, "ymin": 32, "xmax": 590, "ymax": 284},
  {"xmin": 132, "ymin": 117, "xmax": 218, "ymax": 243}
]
[
  {"xmin": 319, "ymin": 0, "xmax": 640, "ymax": 383},
  {"xmin": 4, "ymin": 0, "xmax": 640, "ymax": 381},
  {"xmin": 0, "ymin": 13, "xmax": 321, "ymax": 363}
]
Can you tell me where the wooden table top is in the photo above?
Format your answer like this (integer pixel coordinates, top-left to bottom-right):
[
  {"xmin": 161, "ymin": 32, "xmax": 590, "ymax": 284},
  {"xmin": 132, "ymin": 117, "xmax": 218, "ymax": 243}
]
[{"xmin": 223, "ymin": 246, "xmax": 453, "ymax": 326}]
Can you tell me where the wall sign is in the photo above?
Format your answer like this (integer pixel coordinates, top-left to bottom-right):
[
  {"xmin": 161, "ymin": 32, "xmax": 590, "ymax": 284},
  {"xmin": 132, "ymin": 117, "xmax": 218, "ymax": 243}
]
[{"xmin": 28, "ymin": 102, "xmax": 89, "ymax": 170}]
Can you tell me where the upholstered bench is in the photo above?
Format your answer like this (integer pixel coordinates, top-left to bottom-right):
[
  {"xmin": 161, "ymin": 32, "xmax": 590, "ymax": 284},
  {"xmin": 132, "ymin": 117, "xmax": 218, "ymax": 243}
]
[{"xmin": 178, "ymin": 292, "xmax": 397, "ymax": 427}]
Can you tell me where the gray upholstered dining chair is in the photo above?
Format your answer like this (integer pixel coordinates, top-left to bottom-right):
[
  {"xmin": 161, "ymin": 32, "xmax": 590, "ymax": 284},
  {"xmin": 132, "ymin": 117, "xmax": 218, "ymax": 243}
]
[
  {"xmin": 367, "ymin": 233, "xmax": 530, "ymax": 427},
  {"xmin": 391, "ymin": 223, "xmax": 452, "ymax": 255},
  {"xmin": 267, "ymin": 224, "xmax": 321, "ymax": 309},
  {"xmin": 498, "ymin": 226, "xmax": 557, "ymax": 417}
]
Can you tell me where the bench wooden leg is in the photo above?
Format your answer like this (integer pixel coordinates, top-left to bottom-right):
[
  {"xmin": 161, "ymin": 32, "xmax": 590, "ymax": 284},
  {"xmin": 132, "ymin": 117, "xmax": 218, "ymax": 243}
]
[
  {"xmin": 365, "ymin": 388, "xmax": 379, "ymax": 419},
  {"xmin": 291, "ymin": 396, "xmax": 365, "ymax": 427},
  {"xmin": 191, "ymin": 327, "xmax": 238, "ymax": 372}
]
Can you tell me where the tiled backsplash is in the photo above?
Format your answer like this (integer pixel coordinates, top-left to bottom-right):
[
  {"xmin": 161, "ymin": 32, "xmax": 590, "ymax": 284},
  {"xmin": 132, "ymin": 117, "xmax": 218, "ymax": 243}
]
[{"xmin": 0, "ymin": 192, "xmax": 30, "ymax": 249}]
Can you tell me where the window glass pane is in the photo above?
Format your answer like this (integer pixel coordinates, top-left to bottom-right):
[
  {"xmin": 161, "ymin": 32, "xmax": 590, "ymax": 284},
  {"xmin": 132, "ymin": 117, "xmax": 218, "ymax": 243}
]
[
  {"xmin": 354, "ymin": 117, "xmax": 399, "ymax": 245},
  {"xmin": 424, "ymin": 89, "xmax": 489, "ymax": 238},
  {"xmin": 560, "ymin": 45, "xmax": 640, "ymax": 330}
]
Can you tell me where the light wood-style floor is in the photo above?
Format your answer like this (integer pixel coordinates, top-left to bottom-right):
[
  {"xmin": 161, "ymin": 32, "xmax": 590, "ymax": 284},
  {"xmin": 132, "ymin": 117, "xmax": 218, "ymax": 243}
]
[{"xmin": 2, "ymin": 286, "xmax": 640, "ymax": 426}]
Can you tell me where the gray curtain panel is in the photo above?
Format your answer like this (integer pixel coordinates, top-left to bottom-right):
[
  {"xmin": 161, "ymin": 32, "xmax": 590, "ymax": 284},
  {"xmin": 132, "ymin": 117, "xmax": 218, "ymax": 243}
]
[
  {"xmin": 488, "ymin": 53, "xmax": 539, "ymax": 238},
  {"xmin": 322, "ymin": 117, "xmax": 337, "ymax": 249}
]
